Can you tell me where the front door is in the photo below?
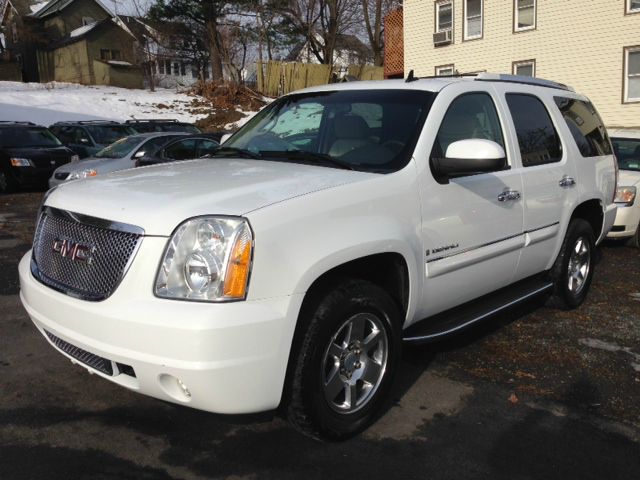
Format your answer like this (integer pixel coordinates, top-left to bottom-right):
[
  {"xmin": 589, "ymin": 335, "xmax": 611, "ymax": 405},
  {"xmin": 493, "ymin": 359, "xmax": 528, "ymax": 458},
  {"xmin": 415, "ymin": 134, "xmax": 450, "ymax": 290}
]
[{"xmin": 414, "ymin": 84, "xmax": 524, "ymax": 320}]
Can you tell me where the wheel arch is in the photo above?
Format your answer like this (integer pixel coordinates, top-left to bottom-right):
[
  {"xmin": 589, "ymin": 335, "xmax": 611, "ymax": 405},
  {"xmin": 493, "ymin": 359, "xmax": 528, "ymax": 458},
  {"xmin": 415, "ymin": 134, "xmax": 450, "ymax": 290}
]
[{"xmin": 570, "ymin": 198, "xmax": 604, "ymax": 240}]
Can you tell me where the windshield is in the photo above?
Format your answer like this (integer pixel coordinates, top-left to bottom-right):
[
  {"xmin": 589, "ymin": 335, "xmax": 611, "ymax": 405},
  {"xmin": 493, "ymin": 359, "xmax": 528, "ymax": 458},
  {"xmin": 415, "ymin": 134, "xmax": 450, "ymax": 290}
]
[
  {"xmin": 86, "ymin": 125, "xmax": 136, "ymax": 145},
  {"xmin": 612, "ymin": 137, "xmax": 640, "ymax": 172},
  {"xmin": 222, "ymin": 89, "xmax": 436, "ymax": 173},
  {"xmin": 94, "ymin": 136, "xmax": 143, "ymax": 158},
  {"xmin": 0, "ymin": 127, "xmax": 62, "ymax": 148}
]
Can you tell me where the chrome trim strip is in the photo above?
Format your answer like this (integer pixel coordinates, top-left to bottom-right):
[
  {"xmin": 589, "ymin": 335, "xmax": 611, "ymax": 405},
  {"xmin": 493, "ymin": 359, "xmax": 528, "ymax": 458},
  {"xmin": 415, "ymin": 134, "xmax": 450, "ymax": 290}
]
[
  {"xmin": 403, "ymin": 282, "xmax": 554, "ymax": 343},
  {"xmin": 426, "ymin": 222, "xmax": 560, "ymax": 264},
  {"xmin": 43, "ymin": 206, "xmax": 145, "ymax": 236}
]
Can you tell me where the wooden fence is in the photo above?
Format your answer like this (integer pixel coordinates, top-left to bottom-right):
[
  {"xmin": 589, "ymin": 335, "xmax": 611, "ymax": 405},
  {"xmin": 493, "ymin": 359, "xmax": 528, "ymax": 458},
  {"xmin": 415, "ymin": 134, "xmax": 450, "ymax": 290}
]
[{"xmin": 256, "ymin": 61, "xmax": 384, "ymax": 97}]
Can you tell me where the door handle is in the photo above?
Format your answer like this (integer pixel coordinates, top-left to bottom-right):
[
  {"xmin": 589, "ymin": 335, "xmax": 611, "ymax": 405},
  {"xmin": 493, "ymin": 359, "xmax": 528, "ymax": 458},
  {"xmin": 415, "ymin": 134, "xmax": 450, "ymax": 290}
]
[
  {"xmin": 559, "ymin": 176, "xmax": 576, "ymax": 188},
  {"xmin": 498, "ymin": 190, "xmax": 521, "ymax": 202}
]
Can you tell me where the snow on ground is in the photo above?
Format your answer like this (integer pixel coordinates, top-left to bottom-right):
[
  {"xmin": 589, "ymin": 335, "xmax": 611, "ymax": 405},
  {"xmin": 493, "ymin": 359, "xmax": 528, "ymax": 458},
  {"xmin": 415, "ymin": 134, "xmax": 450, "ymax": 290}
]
[{"xmin": 0, "ymin": 81, "xmax": 257, "ymax": 129}]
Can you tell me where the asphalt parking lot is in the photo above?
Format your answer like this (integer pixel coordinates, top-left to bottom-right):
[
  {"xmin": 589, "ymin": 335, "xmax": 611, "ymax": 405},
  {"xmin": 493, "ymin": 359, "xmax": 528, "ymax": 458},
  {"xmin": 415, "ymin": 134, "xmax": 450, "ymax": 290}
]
[{"xmin": 1, "ymin": 191, "xmax": 639, "ymax": 480}]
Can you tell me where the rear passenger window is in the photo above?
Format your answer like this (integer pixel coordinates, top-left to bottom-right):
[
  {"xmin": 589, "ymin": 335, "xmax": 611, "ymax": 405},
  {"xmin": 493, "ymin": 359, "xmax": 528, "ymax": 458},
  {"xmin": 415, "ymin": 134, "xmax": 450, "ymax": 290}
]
[
  {"xmin": 553, "ymin": 97, "xmax": 612, "ymax": 157},
  {"xmin": 506, "ymin": 94, "xmax": 562, "ymax": 166}
]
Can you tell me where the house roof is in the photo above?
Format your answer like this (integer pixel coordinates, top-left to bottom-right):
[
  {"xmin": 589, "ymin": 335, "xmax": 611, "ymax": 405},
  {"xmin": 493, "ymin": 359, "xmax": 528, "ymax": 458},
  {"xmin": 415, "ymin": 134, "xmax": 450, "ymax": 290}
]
[
  {"xmin": 29, "ymin": 0, "xmax": 113, "ymax": 19},
  {"xmin": 49, "ymin": 15, "xmax": 130, "ymax": 49}
]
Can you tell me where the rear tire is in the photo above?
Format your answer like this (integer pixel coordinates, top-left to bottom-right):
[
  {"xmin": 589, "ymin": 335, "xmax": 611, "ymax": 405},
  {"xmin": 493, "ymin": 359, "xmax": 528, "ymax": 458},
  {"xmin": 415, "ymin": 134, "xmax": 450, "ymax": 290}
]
[
  {"xmin": 285, "ymin": 279, "xmax": 402, "ymax": 440},
  {"xmin": 547, "ymin": 219, "xmax": 596, "ymax": 309}
]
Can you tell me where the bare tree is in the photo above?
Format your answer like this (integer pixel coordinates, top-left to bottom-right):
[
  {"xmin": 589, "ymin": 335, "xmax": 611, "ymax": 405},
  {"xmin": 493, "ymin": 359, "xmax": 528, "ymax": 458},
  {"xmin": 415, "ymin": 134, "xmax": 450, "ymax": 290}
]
[{"xmin": 360, "ymin": 0, "xmax": 399, "ymax": 67}]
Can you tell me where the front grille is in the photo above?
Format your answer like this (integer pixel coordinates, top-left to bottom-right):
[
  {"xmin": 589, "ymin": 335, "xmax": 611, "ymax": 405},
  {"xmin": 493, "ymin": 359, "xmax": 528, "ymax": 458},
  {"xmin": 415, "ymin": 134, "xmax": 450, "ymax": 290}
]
[
  {"xmin": 31, "ymin": 207, "xmax": 143, "ymax": 301},
  {"xmin": 45, "ymin": 330, "xmax": 113, "ymax": 375},
  {"xmin": 55, "ymin": 172, "xmax": 70, "ymax": 180}
]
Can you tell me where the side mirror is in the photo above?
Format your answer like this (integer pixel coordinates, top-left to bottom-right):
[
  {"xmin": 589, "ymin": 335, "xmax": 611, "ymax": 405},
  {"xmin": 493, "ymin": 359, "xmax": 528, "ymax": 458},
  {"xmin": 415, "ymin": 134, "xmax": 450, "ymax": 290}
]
[
  {"xmin": 431, "ymin": 139, "xmax": 507, "ymax": 182},
  {"xmin": 220, "ymin": 133, "xmax": 232, "ymax": 145},
  {"xmin": 79, "ymin": 138, "xmax": 90, "ymax": 144},
  {"xmin": 133, "ymin": 151, "xmax": 145, "ymax": 159}
]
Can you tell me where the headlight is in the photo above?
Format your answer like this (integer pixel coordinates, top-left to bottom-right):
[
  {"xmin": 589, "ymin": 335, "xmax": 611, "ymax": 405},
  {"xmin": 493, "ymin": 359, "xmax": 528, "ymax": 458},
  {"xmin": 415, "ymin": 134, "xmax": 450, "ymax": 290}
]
[
  {"xmin": 155, "ymin": 217, "xmax": 253, "ymax": 301},
  {"xmin": 70, "ymin": 155, "xmax": 80, "ymax": 163},
  {"xmin": 614, "ymin": 186, "xmax": 636, "ymax": 206},
  {"xmin": 67, "ymin": 169, "xmax": 97, "ymax": 180},
  {"xmin": 10, "ymin": 157, "xmax": 33, "ymax": 167}
]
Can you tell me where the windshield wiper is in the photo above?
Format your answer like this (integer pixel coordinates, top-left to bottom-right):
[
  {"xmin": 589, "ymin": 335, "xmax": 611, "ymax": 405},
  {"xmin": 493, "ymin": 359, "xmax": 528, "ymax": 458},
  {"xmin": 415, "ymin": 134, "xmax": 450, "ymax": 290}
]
[
  {"xmin": 212, "ymin": 146, "xmax": 262, "ymax": 159},
  {"xmin": 259, "ymin": 150, "xmax": 355, "ymax": 171}
]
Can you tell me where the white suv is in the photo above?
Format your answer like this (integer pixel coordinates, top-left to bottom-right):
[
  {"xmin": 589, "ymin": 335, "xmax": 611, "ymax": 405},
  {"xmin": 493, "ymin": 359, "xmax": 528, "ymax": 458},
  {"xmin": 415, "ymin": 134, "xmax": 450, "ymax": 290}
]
[{"xmin": 19, "ymin": 74, "xmax": 617, "ymax": 439}]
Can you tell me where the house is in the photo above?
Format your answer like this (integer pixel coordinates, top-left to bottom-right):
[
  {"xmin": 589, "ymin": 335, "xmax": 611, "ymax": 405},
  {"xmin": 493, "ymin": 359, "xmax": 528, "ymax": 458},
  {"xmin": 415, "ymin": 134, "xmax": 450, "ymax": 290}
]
[
  {"xmin": 120, "ymin": 15, "xmax": 211, "ymax": 88},
  {"xmin": 403, "ymin": 0, "xmax": 640, "ymax": 128},
  {"xmin": 0, "ymin": 0, "xmax": 142, "ymax": 87}
]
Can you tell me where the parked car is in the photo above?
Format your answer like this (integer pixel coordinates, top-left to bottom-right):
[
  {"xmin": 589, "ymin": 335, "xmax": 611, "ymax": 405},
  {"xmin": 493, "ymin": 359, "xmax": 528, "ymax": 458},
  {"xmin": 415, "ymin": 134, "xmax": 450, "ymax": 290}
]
[
  {"xmin": 50, "ymin": 121, "xmax": 136, "ymax": 159},
  {"xmin": 49, "ymin": 132, "xmax": 188, "ymax": 188},
  {"xmin": 134, "ymin": 135, "xmax": 220, "ymax": 167},
  {"xmin": 607, "ymin": 129, "xmax": 640, "ymax": 247},
  {"xmin": 0, "ymin": 121, "xmax": 78, "ymax": 193},
  {"xmin": 125, "ymin": 119, "xmax": 201, "ymax": 134},
  {"xmin": 20, "ymin": 74, "xmax": 617, "ymax": 440}
]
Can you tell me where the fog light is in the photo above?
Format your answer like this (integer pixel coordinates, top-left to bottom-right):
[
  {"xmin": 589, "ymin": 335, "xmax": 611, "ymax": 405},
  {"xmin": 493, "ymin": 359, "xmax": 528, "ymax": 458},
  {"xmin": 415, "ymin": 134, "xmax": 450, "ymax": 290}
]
[
  {"xmin": 158, "ymin": 373, "xmax": 192, "ymax": 402},
  {"xmin": 177, "ymin": 378, "xmax": 191, "ymax": 398}
]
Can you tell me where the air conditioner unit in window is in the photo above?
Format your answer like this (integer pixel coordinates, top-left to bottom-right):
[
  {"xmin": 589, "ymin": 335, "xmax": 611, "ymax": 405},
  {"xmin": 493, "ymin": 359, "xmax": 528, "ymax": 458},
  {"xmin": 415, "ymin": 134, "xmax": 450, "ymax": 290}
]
[{"xmin": 433, "ymin": 29, "xmax": 452, "ymax": 46}]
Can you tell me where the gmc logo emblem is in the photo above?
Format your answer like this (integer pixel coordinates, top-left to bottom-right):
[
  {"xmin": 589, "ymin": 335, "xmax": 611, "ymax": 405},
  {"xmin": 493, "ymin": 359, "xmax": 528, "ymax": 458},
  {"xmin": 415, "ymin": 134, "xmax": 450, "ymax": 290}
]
[{"xmin": 52, "ymin": 238, "xmax": 95, "ymax": 263}]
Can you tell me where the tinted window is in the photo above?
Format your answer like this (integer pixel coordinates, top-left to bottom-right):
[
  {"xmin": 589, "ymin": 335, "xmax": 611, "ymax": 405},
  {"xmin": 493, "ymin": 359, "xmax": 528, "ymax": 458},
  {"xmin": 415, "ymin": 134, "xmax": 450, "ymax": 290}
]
[
  {"xmin": 554, "ymin": 97, "xmax": 612, "ymax": 157},
  {"xmin": 133, "ymin": 135, "xmax": 182, "ymax": 157},
  {"xmin": 94, "ymin": 136, "xmax": 142, "ymax": 159},
  {"xmin": 611, "ymin": 137, "xmax": 640, "ymax": 172},
  {"xmin": 431, "ymin": 92, "xmax": 505, "ymax": 159},
  {"xmin": 85, "ymin": 125, "xmax": 135, "ymax": 145},
  {"xmin": 197, "ymin": 139, "xmax": 219, "ymax": 157},
  {"xmin": 165, "ymin": 139, "xmax": 197, "ymax": 160},
  {"xmin": 0, "ymin": 127, "xmax": 62, "ymax": 148},
  {"xmin": 506, "ymin": 94, "xmax": 561, "ymax": 166}
]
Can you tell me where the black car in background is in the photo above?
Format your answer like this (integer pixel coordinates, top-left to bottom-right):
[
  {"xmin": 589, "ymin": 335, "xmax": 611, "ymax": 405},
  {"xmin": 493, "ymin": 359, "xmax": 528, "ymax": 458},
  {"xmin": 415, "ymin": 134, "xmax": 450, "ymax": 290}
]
[
  {"xmin": 125, "ymin": 119, "xmax": 201, "ymax": 134},
  {"xmin": 135, "ymin": 134, "xmax": 219, "ymax": 167},
  {"xmin": 50, "ymin": 121, "xmax": 136, "ymax": 159},
  {"xmin": 0, "ymin": 122, "xmax": 78, "ymax": 193}
]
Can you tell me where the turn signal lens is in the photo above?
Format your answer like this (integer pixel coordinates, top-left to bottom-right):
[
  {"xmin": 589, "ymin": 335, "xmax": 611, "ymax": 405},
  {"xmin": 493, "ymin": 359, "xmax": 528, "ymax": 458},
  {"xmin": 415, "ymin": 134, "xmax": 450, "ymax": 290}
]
[{"xmin": 223, "ymin": 226, "xmax": 253, "ymax": 299}]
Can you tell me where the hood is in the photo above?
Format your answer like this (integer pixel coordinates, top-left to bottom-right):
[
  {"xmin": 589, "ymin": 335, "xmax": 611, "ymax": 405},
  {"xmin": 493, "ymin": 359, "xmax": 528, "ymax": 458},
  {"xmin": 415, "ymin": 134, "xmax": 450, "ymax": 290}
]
[
  {"xmin": 53, "ymin": 156, "xmax": 131, "ymax": 175},
  {"xmin": 46, "ymin": 158, "xmax": 375, "ymax": 235},
  {"xmin": 618, "ymin": 169, "xmax": 640, "ymax": 187},
  {"xmin": 5, "ymin": 146, "xmax": 74, "ymax": 169}
]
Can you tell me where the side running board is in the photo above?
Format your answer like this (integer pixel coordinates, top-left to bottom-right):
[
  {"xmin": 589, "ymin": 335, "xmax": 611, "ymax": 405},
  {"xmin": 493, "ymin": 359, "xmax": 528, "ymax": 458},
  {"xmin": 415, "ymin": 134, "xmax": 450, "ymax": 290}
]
[{"xmin": 403, "ymin": 274, "xmax": 553, "ymax": 344}]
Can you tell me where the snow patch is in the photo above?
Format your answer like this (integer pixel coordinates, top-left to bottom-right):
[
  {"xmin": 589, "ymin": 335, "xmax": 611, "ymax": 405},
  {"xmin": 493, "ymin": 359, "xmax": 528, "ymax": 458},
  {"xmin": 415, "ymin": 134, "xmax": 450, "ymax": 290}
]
[
  {"xmin": 29, "ymin": 1, "xmax": 48, "ymax": 14},
  {"xmin": 70, "ymin": 22, "xmax": 98, "ymax": 38},
  {"xmin": 107, "ymin": 60, "xmax": 132, "ymax": 66}
]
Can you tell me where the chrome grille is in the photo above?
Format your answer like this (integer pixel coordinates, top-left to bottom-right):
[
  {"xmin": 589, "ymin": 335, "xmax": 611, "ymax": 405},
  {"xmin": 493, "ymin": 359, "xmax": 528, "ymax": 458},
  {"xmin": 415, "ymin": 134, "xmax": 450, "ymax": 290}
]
[
  {"xmin": 45, "ymin": 330, "xmax": 113, "ymax": 375},
  {"xmin": 31, "ymin": 207, "xmax": 143, "ymax": 301}
]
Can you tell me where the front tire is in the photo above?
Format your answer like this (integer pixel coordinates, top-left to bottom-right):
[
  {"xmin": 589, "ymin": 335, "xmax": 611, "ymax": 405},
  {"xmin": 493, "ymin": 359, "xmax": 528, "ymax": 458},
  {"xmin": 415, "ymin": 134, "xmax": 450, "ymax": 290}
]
[
  {"xmin": 548, "ymin": 219, "xmax": 596, "ymax": 309},
  {"xmin": 285, "ymin": 279, "xmax": 402, "ymax": 440}
]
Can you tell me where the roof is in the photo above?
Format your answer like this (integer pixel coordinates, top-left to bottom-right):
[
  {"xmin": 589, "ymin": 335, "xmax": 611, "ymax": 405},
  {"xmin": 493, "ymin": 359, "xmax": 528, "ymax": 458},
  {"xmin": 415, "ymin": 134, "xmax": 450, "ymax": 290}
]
[
  {"xmin": 29, "ymin": 0, "xmax": 113, "ymax": 19},
  {"xmin": 608, "ymin": 129, "xmax": 640, "ymax": 139},
  {"xmin": 49, "ymin": 16, "xmax": 134, "ymax": 49}
]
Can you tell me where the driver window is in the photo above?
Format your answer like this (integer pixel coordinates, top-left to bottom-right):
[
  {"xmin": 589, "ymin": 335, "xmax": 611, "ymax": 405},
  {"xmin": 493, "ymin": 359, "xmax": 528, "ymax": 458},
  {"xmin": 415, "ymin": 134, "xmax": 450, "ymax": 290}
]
[{"xmin": 431, "ymin": 92, "xmax": 505, "ymax": 160}]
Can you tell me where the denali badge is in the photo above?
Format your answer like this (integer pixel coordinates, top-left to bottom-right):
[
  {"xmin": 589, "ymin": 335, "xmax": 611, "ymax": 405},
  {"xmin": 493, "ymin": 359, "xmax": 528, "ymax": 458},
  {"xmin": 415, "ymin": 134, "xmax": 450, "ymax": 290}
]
[{"xmin": 52, "ymin": 238, "xmax": 95, "ymax": 263}]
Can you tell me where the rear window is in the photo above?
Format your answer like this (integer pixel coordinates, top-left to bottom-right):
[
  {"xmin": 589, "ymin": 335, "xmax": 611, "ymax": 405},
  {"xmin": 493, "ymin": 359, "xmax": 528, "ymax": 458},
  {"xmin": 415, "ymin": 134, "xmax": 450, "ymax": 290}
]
[
  {"xmin": 86, "ymin": 125, "xmax": 135, "ymax": 145},
  {"xmin": 554, "ymin": 97, "xmax": 612, "ymax": 157},
  {"xmin": 0, "ymin": 127, "xmax": 62, "ymax": 148}
]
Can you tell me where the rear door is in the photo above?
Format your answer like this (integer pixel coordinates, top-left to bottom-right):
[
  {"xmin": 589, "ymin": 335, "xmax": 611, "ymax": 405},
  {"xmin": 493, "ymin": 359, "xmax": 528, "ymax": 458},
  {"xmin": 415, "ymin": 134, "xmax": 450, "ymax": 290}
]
[{"xmin": 497, "ymin": 86, "xmax": 578, "ymax": 281}]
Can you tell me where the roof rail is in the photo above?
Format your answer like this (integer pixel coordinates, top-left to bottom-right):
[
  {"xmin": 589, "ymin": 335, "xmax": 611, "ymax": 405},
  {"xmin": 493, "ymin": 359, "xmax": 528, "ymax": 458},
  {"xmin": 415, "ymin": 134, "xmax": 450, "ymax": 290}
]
[
  {"xmin": 52, "ymin": 120, "xmax": 121, "ymax": 125},
  {"xmin": 125, "ymin": 119, "xmax": 178, "ymax": 123},
  {"xmin": 0, "ymin": 121, "xmax": 37, "ymax": 126},
  {"xmin": 474, "ymin": 73, "xmax": 575, "ymax": 92}
]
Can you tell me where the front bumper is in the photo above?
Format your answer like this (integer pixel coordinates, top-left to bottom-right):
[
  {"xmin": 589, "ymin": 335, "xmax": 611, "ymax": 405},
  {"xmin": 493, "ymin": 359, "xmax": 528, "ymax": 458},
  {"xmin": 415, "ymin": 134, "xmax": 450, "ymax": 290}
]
[
  {"xmin": 19, "ymin": 240, "xmax": 304, "ymax": 414},
  {"xmin": 10, "ymin": 166, "xmax": 55, "ymax": 188},
  {"xmin": 599, "ymin": 203, "xmax": 618, "ymax": 244},
  {"xmin": 606, "ymin": 203, "xmax": 640, "ymax": 239}
]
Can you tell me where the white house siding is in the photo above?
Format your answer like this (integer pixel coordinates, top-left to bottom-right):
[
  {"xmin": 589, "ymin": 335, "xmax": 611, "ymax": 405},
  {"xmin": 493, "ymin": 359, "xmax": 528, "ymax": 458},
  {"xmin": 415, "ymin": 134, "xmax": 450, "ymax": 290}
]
[{"xmin": 404, "ymin": 0, "xmax": 640, "ymax": 128}]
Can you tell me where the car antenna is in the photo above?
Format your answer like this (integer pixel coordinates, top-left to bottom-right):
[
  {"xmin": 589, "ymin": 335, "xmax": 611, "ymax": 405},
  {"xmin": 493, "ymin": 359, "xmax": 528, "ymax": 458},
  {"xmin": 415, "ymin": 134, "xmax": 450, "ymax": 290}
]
[{"xmin": 405, "ymin": 69, "xmax": 417, "ymax": 83}]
